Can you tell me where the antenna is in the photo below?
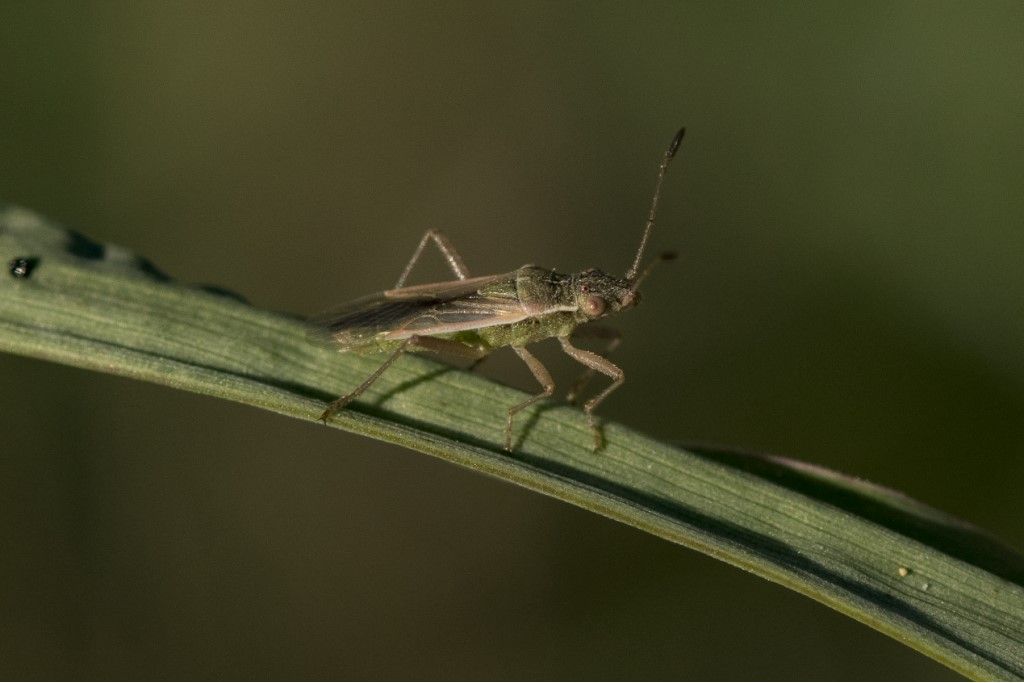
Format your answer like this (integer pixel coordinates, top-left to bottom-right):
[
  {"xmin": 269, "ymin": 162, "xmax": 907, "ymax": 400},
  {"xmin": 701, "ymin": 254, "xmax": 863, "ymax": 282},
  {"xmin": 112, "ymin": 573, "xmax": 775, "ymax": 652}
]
[
  {"xmin": 625, "ymin": 127, "xmax": 685, "ymax": 281},
  {"xmin": 629, "ymin": 251, "xmax": 677, "ymax": 294}
]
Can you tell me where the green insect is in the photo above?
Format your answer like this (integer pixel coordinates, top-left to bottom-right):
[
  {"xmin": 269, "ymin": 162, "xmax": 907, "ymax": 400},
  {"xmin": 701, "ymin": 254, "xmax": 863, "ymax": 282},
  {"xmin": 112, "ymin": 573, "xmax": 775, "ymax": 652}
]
[{"xmin": 310, "ymin": 127, "xmax": 685, "ymax": 451}]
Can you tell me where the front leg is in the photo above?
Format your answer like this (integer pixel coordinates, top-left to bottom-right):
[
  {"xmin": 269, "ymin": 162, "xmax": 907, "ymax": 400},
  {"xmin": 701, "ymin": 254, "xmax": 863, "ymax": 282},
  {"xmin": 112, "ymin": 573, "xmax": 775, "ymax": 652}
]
[
  {"xmin": 565, "ymin": 325, "xmax": 622, "ymax": 405},
  {"xmin": 558, "ymin": 336, "xmax": 624, "ymax": 450}
]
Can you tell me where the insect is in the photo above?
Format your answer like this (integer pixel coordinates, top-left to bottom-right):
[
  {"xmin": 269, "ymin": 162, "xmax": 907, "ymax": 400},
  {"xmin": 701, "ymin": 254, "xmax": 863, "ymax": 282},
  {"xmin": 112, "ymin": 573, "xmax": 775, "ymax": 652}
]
[{"xmin": 310, "ymin": 127, "xmax": 685, "ymax": 451}]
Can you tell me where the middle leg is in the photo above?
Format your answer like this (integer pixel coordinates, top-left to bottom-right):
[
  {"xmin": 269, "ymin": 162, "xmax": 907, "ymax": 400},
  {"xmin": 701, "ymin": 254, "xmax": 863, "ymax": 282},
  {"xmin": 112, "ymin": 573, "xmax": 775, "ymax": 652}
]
[{"xmin": 505, "ymin": 346, "xmax": 555, "ymax": 451}]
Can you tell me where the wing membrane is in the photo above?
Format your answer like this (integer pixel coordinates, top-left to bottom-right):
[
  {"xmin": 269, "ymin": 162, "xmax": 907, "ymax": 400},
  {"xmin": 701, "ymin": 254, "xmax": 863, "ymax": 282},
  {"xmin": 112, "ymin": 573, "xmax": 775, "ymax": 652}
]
[{"xmin": 308, "ymin": 272, "xmax": 528, "ymax": 350}]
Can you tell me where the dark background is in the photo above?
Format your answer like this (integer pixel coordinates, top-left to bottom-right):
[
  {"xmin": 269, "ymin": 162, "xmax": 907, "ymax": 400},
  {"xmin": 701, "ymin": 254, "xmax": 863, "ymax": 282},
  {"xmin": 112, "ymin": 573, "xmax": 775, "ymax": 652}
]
[{"xmin": 1, "ymin": 2, "xmax": 1021, "ymax": 678}]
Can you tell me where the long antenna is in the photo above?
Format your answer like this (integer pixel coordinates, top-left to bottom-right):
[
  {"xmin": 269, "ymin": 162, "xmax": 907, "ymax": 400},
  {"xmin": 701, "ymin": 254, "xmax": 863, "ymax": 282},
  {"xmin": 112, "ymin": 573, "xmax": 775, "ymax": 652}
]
[
  {"xmin": 629, "ymin": 250, "xmax": 677, "ymax": 294},
  {"xmin": 625, "ymin": 126, "xmax": 685, "ymax": 281}
]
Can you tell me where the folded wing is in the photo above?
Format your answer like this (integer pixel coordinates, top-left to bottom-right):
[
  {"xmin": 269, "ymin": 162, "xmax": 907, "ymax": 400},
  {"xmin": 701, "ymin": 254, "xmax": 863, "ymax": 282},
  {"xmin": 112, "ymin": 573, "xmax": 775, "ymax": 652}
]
[{"xmin": 308, "ymin": 273, "xmax": 529, "ymax": 350}]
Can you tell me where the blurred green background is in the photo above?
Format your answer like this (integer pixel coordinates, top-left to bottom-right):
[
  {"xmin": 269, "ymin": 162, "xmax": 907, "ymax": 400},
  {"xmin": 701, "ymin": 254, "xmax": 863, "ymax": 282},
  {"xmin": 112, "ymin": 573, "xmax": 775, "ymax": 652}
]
[{"xmin": 1, "ymin": 1, "xmax": 1021, "ymax": 678}]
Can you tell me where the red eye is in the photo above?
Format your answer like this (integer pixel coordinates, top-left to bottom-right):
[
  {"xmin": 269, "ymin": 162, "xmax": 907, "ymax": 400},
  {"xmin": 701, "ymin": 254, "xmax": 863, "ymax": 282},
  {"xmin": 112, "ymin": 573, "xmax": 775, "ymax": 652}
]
[{"xmin": 583, "ymin": 295, "xmax": 606, "ymax": 317}]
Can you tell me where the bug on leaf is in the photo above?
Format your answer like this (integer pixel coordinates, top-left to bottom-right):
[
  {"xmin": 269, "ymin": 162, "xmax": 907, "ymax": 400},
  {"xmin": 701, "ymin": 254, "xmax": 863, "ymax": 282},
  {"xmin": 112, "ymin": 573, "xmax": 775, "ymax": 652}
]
[{"xmin": 310, "ymin": 127, "xmax": 685, "ymax": 451}]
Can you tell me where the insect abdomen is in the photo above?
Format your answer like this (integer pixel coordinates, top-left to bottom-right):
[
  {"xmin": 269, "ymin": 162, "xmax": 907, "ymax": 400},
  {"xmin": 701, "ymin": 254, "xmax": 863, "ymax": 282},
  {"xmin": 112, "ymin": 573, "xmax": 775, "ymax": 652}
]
[{"xmin": 469, "ymin": 311, "xmax": 578, "ymax": 348}]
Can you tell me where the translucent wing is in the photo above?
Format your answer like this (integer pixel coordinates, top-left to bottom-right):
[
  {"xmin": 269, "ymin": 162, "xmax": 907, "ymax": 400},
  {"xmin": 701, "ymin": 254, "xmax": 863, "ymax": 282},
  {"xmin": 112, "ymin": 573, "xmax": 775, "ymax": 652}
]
[{"xmin": 308, "ymin": 272, "xmax": 529, "ymax": 350}]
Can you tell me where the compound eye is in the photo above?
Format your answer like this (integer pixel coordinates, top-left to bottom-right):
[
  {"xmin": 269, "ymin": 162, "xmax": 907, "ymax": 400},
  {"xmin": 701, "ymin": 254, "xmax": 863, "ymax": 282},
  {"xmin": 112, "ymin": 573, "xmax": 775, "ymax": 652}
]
[{"xmin": 583, "ymin": 295, "xmax": 606, "ymax": 317}]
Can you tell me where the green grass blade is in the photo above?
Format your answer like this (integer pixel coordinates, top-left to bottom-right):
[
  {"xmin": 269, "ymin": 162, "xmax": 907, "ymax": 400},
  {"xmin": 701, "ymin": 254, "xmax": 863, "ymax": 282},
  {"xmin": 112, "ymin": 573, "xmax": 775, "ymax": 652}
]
[{"xmin": 2, "ymin": 205, "xmax": 1022, "ymax": 679}]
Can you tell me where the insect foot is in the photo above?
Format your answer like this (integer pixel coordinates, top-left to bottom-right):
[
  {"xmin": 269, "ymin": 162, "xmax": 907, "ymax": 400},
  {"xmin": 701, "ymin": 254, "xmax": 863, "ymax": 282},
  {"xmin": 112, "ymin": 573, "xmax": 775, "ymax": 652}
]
[
  {"xmin": 588, "ymin": 417, "xmax": 605, "ymax": 451},
  {"xmin": 319, "ymin": 395, "xmax": 355, "ymax": 423}
]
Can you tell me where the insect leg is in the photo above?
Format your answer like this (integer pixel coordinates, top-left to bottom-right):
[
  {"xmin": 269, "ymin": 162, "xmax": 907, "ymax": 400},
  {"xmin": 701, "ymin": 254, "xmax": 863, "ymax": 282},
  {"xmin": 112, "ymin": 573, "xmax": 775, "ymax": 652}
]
[
  {"xmin": 506, "ymin": 346, "xmax": 555, "ymax": 451},
  {"xmin": 319, "ymin": 335, "xmax": 486, "ymax": 423},
  {"xmin": 319, "ymin": 338, "xmax": 412, "ymax": 422},
  {"xmin": 558, "ymin": 336, "xmax": 624, "ymax": 450},
  {"xmin": 565, "ymin": 326, "xmax": 622, "ymax": 405},
  {"xmin": 394, "ymin": 229, "xmax": 469, "ymax": 288}
]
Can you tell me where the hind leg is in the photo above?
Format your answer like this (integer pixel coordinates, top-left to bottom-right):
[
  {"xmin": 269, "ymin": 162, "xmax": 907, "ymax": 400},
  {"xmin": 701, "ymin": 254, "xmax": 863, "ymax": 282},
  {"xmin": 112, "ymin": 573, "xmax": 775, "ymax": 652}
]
[
  {"xmin": 394, "ymin": 230, "xmax": 469, "ymax": 288},
  {"xmin": 320, "ymin": 335, "xmax": 486, "ymax": 422}
]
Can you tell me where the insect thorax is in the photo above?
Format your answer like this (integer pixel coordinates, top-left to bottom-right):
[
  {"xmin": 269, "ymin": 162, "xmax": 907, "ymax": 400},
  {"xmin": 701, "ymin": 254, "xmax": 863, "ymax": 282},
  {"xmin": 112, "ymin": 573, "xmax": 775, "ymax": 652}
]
[
  {"xmin": 447, "ymin": 266, "xmax": 580, "ymax": 349},
  {"xmin": 511, "ymin": 266, "xmax": 571, "ymax": 313}
]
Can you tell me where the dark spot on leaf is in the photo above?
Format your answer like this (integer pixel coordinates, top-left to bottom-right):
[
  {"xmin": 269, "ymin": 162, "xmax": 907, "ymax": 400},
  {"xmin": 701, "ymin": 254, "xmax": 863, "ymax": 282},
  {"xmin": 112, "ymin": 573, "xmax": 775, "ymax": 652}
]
[
  {"xmin": 198, "ymin": 284, "xmax": 249, "ymax": 304},
  {"xmin": 65, "ymin": 230, "xmax": 104, "ymax": 260},
  {"xmin": 136, "ymin": 258, "xmax": 170, "ymax": 282},
  {"xmin": 8, "ymin": 256, "xmax": 39, "ymax": 279}
]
